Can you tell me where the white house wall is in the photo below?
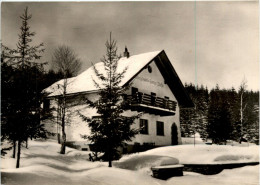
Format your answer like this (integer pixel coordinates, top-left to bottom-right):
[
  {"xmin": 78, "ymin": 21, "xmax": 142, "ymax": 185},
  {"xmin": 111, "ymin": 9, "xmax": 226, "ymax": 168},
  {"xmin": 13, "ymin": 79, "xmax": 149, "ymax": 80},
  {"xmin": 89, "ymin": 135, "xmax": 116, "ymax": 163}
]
[
  {"xmin": 121, "ymin": 109, "xmax": 180, "ymax": 146},
  {"xmin": 46, "ymin": 94, "xmax": 99, "ymax": 144},
  {"xmin": 125, "ymin": 60, "xmax": 181, "ymax": 145}
]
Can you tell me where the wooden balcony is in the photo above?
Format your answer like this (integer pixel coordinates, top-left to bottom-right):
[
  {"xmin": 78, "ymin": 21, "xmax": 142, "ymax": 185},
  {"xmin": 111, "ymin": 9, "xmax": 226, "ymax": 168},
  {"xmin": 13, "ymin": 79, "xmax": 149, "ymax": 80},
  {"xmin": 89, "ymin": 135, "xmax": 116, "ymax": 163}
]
[{"xmin": 123, "ymin": 92, "xmax": 177, "ymax": 116}]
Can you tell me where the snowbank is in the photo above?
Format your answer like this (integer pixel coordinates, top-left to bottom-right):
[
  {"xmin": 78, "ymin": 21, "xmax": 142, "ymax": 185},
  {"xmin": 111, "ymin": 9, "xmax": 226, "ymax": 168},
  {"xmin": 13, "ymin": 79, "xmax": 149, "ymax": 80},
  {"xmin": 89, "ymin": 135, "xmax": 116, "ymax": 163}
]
[
  {"xmin": 1, "ymin": 140, "xmax": 100, "ymax": 171},
  {"xmin": 79, "ymin": 167, "xmax": 161, "ymax": 185},
  {"xmin": 167, "ymin": 165, "xmax": 259, "ymax": 185},
  {"xmin": 2, "ymin": 166, "xmax": 161, "ymax": 185},
  {"xmin": 113, "ymin": 155, "xmax": 179, "ymax": 175},
  {"xmin": 1, "ymin": 140, "xmax": 160, "ymax": 185},
  {"xmin": 139, "ymin": 145, "xmax": 259, "ymax": 164}
]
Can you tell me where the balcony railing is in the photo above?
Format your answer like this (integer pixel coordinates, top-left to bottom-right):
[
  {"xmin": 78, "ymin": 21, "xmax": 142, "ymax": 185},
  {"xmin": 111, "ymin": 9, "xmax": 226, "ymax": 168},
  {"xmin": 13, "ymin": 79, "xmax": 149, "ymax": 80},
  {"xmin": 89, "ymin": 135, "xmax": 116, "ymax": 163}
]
[{"xmin": 123, "ymin": 92, "xmax": 177, "ymax": 115}]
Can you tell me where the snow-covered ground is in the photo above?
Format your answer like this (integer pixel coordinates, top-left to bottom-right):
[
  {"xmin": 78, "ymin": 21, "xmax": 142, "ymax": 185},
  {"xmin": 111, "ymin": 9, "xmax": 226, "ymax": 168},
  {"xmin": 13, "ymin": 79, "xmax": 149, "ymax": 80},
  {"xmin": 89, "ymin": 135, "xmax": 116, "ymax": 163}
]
[{"xmin": 1, "ymin": 139, "xmax": 259, "ymax": 185}]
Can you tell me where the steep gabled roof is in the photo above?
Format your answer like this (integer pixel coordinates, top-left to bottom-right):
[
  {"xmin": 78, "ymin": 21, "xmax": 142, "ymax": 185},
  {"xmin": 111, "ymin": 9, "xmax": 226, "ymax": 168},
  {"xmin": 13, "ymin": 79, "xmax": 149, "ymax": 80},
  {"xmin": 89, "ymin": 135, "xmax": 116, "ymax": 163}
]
[
  {"xmin": 45, "ymin": 50, "xmax": 193, "ymax": 108},
  {"xmin": 154, "ymin": 51, "xmax": 194, "ymax": 107}
]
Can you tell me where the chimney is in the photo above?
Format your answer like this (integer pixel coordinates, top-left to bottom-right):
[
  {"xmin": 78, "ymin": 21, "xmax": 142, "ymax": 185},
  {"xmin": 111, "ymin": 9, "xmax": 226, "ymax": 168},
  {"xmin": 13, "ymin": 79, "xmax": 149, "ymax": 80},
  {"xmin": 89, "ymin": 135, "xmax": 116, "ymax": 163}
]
[{"xmin": 124, "ymin": 46, "xmax": 130, "ymax": 58}]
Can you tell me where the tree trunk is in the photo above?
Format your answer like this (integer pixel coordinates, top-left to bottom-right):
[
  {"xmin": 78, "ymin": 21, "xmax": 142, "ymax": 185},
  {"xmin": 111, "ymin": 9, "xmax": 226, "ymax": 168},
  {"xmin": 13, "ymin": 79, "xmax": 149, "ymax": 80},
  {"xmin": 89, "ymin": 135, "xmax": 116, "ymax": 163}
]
[
  {"xmin": 60, "ymin": 134, "xmax": 66, "ymax": 154},
  {"xmin": 108, "ymin": 160, "xmax": 112, "ymax": 167},
  {"xmin": 240, "ymin": 92, "xmax": 243, "ymax": 138},
  {"xmin": 57, "ymin": 133, "xmax": 61, "ymax": 144},
  {"xmin": 16, "ymin": 140, "xmax": 21, "ymax": 168},
  {"xmin": 108, "ymin": 145, "xmax": 112, "ymax": 167},
  {"xmin": 60, "ymin": 117, "xmax": 66, "ymax": 154},
  {"xmin": 12, "ymin": 140, "xmax": 16, "ymax": 158},
  {"xmin": 57, "ymin": 103, "xmax": 61, "ymax": 144},
  {"xmin": 26, "ymin": 138, "xmax": 28, "ymax": 149},
  {"xmin": 108, "ymin": 149, "xmax": 112, "ymax": 167}
]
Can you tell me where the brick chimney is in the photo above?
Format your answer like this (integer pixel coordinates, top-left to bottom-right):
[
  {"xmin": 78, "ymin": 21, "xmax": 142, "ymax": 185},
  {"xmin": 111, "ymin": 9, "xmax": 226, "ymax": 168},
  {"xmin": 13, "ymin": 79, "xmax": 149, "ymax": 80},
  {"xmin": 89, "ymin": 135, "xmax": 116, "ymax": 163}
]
[{"xmin": 124, "ymin": 46, "xmax": 130, "ymax": 58}]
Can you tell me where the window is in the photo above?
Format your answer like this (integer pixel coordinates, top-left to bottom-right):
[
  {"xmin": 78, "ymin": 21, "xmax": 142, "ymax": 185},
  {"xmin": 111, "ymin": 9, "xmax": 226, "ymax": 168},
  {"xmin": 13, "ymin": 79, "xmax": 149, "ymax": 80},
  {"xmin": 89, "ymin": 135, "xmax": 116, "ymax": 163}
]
[
  {"xmin": 132, "ymin": 87, "xmax": 138, "ymax": 95},
  {"xmin": 148, "ymin": 65, "xmax": 152, "ymax": 73},
  {"xmin": 43, "ymin": 99, "xmax": 50, "ymax": 111},
  {"xmin": 140, "ymin": 119, "xmax": 148, "ymax": 135},
  {"xmin": 92, "ymin": 116, "xmax": 101, "ymax": 120},
  {"xmin": 157, "ymin": 121, "xmax": 164, "ymax": 136},
  {"xmin": 132, "ymin": 87, "xmax": 138, "ymax": 102}
]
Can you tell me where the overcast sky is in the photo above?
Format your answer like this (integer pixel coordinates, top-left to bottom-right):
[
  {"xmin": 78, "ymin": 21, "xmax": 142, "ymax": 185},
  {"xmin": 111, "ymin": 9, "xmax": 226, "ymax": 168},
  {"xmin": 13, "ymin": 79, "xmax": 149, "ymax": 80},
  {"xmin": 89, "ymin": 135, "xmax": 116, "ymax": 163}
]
[{"xmin": 1, "ymin": 1, "xmax": 259, "ymax": 91}]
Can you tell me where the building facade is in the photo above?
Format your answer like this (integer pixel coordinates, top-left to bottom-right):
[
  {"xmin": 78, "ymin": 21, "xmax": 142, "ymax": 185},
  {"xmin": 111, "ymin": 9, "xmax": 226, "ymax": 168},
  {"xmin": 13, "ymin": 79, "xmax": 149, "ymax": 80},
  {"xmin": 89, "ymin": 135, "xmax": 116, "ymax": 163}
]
[{"xmin": 43, "ymin": 49, "xmax": 193, "ymax": 150}]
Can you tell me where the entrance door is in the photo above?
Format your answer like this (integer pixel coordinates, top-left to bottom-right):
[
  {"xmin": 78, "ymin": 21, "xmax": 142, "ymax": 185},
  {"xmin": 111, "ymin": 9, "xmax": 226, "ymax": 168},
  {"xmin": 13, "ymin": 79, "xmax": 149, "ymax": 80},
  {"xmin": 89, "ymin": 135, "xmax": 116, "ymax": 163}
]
[{"xmin": 171, "ymin": 123, "xmax": 178, "ymax": 145}]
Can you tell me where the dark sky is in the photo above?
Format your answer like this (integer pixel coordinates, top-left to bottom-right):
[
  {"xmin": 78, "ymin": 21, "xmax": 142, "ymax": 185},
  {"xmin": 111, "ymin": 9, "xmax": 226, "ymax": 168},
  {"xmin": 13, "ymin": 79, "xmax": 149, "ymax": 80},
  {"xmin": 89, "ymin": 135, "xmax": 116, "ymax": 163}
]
[{"xmin": 1, "ymin": 1, "xmax": 259, "ymax": 91}]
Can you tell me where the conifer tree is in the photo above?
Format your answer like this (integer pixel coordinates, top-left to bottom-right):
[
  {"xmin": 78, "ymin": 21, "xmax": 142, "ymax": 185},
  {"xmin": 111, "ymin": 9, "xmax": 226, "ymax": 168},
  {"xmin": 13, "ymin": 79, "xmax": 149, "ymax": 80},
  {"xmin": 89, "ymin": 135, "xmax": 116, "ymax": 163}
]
[
  {"xmin": 80, "ymin": 33, "xmax": 139, "ymax": 167},
  {"xmin": 1, "ymin": 58, "xmax": 18, "ymax": 158},
  {"xmin": 14, "ymin": 7, "xmax": 44, "ymax": 66},
  {"xmin": 181, "ymin": 82, "xmax": 258, "ymax": 144},
  {"xmin": 241, "ymin": 90, "xmax": 259, "ymax": 143},
  {"xmin": 180, "ymin": 84, "xmax": 209, "ymax": 140},
  {"xmin": 207, "ymin": 87, "xmax": 233, "ymax": 144},
  {"xmin": 227, "ymin": 87, "xmax": 240, "ymax": 141},
  {"xmin": 195, "ymin": 86, "xmax": 209, "ymax": 140},
  {"xmin": 1, "ymin": 7, "xmax": 47, "ymax": 168},
  {"xmin": 180, "ymin": 83, "xmax": 196, "ymax": 137}
]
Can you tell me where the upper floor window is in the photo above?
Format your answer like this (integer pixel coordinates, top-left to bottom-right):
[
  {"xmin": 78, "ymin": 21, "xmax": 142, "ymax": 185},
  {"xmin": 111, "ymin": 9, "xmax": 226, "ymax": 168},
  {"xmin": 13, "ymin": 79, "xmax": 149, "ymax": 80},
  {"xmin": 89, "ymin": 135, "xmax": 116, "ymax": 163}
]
[
  {"xmin": 132, "ymin": 87, "xmax": 138, "ymax": 95},
  {"xmin": 140, "ymin": 119, "xmax": 149, "ymax": 135},
  {"xmin": 43, "ymin": 99, "xmax": 50, "ymax": 111},
  {"xmin": 156, "ymin": 121, "xmax": 164, "ymax": 136},
  {"xmin": 148, "ymin": 65, "xmax": 152, "ymax": 73}
]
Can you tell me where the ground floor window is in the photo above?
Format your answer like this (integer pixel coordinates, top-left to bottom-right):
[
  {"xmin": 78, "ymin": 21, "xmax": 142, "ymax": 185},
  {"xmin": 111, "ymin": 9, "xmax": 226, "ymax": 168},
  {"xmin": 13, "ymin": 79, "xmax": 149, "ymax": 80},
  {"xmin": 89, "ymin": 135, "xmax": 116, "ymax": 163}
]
[
  {"xmin": 156, "ymin": 121, "xmax": 164, "ymax": 136},
  {"xmin": 140, "ymin": 119, "xmax": 149, "ymax": 134},
  {"xmin": 92, "ymin": 116, "xmax": 101, "ymax": 120}
]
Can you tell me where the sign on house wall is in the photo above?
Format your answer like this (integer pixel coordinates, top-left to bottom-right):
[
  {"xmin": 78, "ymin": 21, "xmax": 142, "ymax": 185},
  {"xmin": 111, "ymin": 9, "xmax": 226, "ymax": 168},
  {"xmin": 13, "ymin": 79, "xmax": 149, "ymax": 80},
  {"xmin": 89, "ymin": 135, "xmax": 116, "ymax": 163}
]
[
  {"xmin": 135, "ymin": 76, "xmax": 164, "ymax": 88},
  {"xmin": 131, "ymin": 60, "xmax": 176, "ymax": 101}
]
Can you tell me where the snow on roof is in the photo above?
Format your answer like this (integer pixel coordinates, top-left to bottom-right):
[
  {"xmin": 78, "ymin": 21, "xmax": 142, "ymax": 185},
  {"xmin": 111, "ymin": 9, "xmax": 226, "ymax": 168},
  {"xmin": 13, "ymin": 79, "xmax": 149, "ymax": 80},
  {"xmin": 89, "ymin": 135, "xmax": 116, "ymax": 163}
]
[{"xmin": 45, "ymin": 50, "xmax": 162, "ymax": 97}]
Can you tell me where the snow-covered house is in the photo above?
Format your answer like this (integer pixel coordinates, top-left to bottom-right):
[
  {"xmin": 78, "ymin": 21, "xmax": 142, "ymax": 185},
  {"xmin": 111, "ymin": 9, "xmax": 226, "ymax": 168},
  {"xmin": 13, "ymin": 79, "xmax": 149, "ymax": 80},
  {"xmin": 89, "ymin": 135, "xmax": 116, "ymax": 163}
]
[{"xmin": 43, "ymin": 49, "xmax": 193, "ymax": 150}]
